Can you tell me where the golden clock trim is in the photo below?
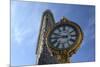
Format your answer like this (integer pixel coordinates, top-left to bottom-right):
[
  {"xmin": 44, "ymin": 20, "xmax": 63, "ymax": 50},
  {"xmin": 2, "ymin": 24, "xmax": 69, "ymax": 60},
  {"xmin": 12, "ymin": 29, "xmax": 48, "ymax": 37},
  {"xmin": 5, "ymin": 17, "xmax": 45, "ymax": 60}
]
[{"xmin": 46, "ymin": 18, "xmax": 83, "ymax": 55}]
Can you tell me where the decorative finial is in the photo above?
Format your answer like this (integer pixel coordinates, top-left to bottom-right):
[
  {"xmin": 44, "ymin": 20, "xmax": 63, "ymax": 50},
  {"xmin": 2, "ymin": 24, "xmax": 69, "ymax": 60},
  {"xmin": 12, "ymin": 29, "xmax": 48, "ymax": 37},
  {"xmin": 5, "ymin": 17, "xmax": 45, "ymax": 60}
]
[{"xmin": 61, "ymin": 16, "xmax": 69, "ymax": 23}]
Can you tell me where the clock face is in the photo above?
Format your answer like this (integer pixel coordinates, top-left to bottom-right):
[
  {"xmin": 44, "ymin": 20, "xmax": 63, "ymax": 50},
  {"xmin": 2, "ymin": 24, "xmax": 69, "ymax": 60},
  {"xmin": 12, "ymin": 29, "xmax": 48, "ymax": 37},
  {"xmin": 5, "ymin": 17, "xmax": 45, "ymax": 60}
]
[{"xmin": 47, "ymin": 24, "xmax": 79, "ymax": 50}]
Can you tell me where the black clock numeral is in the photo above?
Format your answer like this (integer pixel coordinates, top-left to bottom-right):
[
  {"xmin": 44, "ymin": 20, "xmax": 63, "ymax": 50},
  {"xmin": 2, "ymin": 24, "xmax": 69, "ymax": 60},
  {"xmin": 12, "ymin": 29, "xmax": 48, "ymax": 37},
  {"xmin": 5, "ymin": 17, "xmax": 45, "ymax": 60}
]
[
  {"xmin": 67, "ymin": 40, "xmax": 72, "ymax": 45},
  {"xmin": 65, "ymin": 26, "xmax": 68, "ymax": 30},
  {"xmin": 62, "ymin": 43, "xmax": 65, "ymax": 49},
  {"xmin": 60, "ymin": 27, "xmax": 63, "ymax": 31},
  {"xmin": 71, "ymin": 37, "xmax": 76, "ymax": 40},
  {"xmin": 53, "ymin": 42, "xmax": 58, "ymax": 47},
  {"xmin": 58, "ymin": 28, "xmax": 61, "ymax": 32},
  {"xmin": 50, "ymin": 39, "xmax": 56, "ymax": 42},
  {"xmin": 58, "ymin": 27, "xmax": 63, "ymax": 32},
  {"xmin": 67, "ymin": 41, "xmax": 70, "ymax": 46},
  {"xmin": 63, "ymin": 26, "xmax": 65, "ymax": 31},
  {"xmin": 69, "ymin": 30, "xmax": 74, "ymax": 33},
  {"xmin": 71, "ymin": 34, "xmax": 77, "ymax": 37},
  {"xmin": 55, "ymin": 42, "xmax": 60, "ymax": 48},
  {"xmin": 50, "ymin": 37, "xmax": 59, "ymax": 39},
  {"xmin": 68, "ymin": 28, "xmax": 73, "ymax": 33},
  {"xmin": 58, "ymin": 44, "xmax": 61, "ymax": 48},
  {"xmin": 54, "ymin": 29, "xmax": 58, "ymax": 33},
  {"xmin": 63, "ymin": 43, "xmax": 67, "ymax": 48},
  {"xmin": 50, "ymin": 34, "xmax": 56, "ymax": 38},
  {"xmin": 53, "ymin": 33, "xmax": 61, "ymax": 36},
  {"xmin": 51, "ymin": 39, "xmax": 57, "ymax": 44},
  {"xmin": 69, "ymin": 39, "xmax": 75, "ymax": 42}
]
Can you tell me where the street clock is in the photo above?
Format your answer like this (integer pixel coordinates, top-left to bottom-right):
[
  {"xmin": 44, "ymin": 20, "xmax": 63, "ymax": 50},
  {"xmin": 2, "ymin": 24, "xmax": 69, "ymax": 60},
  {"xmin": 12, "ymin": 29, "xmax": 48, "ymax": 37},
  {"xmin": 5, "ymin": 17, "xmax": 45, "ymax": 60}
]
[{"xmin": 46, "ymin": 17, "xmax": 83, "ymax": 63}]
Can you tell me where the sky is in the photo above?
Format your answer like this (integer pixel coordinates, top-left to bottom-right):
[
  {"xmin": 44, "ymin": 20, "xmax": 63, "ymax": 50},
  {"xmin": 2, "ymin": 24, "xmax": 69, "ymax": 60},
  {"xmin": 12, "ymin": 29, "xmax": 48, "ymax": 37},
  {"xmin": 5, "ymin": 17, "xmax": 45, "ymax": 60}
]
[{"xmin": 11, "ymin": 1, "xmax": 95, "ymax": 66}]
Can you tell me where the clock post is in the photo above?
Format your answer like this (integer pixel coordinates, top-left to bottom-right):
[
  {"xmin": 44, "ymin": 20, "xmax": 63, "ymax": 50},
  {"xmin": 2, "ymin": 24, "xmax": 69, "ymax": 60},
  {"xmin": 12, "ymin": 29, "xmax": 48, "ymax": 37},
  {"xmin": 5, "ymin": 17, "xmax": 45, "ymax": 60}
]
[{"xmin": 46, "ymin": 15, "xmax": 83, "ymax": 63}]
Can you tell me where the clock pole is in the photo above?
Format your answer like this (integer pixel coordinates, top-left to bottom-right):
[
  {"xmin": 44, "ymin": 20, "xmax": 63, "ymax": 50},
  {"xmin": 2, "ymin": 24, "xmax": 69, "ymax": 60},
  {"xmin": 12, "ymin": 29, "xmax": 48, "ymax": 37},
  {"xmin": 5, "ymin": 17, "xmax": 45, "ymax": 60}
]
[{"xmin": 46, "ymin": 15, "xmax": 83, "ymax": 63}]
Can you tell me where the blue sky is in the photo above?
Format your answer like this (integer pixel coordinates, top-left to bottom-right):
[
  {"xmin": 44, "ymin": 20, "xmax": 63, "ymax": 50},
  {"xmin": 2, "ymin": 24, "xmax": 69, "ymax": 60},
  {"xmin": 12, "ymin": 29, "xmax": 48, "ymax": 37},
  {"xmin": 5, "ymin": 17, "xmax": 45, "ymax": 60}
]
[{"xmin": 11, "ymin": 1, "xmax": 95, "ymax": 66}]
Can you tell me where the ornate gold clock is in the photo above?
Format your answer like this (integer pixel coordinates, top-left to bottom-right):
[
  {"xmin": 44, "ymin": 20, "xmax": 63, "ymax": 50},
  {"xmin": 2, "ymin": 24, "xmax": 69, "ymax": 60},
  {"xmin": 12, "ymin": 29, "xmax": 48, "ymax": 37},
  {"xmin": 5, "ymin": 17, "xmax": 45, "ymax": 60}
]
[{"xmin": 46, "ymin": 17, "xmax": 83, "ymax": 63}]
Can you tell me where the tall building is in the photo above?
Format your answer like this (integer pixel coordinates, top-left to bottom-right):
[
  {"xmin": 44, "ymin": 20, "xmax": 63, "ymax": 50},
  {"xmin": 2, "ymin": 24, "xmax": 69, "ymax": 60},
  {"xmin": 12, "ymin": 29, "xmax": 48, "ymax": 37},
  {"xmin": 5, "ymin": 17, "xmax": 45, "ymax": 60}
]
[{"xmin": 36, "ymin": 10, "xmax": 58, "ymax": 65}]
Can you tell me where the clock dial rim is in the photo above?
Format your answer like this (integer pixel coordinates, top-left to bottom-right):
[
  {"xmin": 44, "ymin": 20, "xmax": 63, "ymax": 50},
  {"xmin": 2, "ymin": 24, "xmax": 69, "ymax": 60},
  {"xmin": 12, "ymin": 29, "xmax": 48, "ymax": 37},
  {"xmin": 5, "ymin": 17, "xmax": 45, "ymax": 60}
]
[
  {"xmin": 47, "ymin": 21, "xmax": 83, "ymax": 51},
  {"xmin": 50, "ymin": 26, "xmax": 77, "ymax": 49}
]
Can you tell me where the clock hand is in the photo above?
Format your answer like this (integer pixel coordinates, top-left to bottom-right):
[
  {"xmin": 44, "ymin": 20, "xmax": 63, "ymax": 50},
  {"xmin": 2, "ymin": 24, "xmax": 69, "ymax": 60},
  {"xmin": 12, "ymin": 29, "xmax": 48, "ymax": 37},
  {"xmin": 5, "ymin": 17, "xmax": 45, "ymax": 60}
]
[
  {"xmin": 53, "ymin": 33, "xmax": 69, "ymax": 38},
  {"xmin": 53, "ymin": 33, "xmax": 62, "ymax": 36},
  {"xmin": 62, "ymin": 35, "xmax": 68, "ymax": 38},
  {"xmin": 51, "ymin": 35, "xmax": 68, "ymax": 39},
  {"xmin": 51, "ymin": 36, "xmax": 63, "ymax": 39}
]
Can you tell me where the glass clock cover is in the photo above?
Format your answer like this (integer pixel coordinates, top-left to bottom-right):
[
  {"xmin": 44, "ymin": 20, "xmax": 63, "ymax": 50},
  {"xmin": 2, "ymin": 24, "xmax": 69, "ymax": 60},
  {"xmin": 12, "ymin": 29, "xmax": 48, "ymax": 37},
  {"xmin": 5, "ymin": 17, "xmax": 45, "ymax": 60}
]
[{"xmin": 48, "ymin": 23, "xmax": 79, "ymax": 50}]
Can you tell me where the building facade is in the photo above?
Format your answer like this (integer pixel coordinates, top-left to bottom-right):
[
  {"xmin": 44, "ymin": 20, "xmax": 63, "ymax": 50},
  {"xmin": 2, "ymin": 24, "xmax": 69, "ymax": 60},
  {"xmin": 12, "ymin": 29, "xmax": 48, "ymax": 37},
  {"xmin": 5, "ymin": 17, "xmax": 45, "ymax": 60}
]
[{"xmin": 36, "ymin": 10, "xmax": 58, "ymax": 65}]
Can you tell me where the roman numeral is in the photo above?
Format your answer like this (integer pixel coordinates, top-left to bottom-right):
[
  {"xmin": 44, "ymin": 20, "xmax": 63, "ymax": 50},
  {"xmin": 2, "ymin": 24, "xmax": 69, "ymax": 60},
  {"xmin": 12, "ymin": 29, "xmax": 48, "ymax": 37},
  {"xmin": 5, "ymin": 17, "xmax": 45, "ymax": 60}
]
[
  {"xmin": 50, "ymin": 37, "xmax": 59, "ymax": 39},
  {"xmin": 55, "ymin": 42, "xmax": 60, "ymax": 48},
  {"xmin": 58, "ymin": 28, "xmax": 61, "ymax": 32},
  {"xmin": 63, "ymin": 26, "xmax": 65, "ymax": 31},
  {"xmin": 52, "ymin": 40, "xmax": 57, "ymax": 44},
  {"xmin": 68, "ymin": 28, "xmax": 73, "ymax": 32},
  {"xmin": 67, "ymin": 41, "xmax": 70, "ymax": 46},
  {"xmin": 71, "ymin": 34, "xmax": 77, "ymax": 37},
  {"xmin": 69, "ymin": 30, "xmax": 74, "ymax": 33},
  {"xmin": 69, "ymin": 39, "xmax": 75, "ymax": 42},
  {"xmin": 62, "ymin": 43, "xmax": 65, "ymax": 48},
  {"xmin": 53, "ymin": 33, "xmax": 61, "ymax": 36},
  {"xmin": 54, "ymin": 30, "xmax": 59, "ymax": 33}
]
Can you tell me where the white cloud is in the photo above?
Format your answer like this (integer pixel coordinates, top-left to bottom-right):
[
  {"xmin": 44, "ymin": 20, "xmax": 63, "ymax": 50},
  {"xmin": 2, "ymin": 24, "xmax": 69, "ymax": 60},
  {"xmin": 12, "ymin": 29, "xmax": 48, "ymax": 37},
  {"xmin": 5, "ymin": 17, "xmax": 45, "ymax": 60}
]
[{"xmin": 12, "ymin": 25, "xmax": 31, "ymax": 44}]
